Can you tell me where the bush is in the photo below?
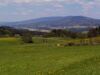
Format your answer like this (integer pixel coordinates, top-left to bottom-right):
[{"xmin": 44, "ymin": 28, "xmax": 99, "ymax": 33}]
[{"xmin": 21, "ymin": 32, "xmax": 33, "ymax": 43}]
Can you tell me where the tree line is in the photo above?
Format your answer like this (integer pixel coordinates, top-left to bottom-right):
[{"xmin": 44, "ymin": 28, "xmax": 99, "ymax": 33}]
[
  {"xmin": 0, "ymin": 26, "xmax": 47, "ymax": 43},
  {"xmin": 0, "ymin": 26, "xmax": 100, "ymax": 43}
]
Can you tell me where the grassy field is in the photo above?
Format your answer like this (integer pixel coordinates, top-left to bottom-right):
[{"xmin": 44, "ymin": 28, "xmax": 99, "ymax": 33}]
[{"xmin": 0, "ymin": 37, "xmax": 100, "ymax": 75}]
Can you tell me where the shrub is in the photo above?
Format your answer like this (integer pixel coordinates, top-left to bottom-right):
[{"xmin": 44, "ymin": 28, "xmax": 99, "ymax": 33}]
[{"xmin": 21, "ymin": 32, "xmax": 33, "ymax": 43}]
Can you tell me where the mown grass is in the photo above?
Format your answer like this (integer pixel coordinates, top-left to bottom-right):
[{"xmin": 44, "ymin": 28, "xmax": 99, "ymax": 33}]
[{"xmin": 0, "ymin": 37, "xmax": 100, "ymax": 75}]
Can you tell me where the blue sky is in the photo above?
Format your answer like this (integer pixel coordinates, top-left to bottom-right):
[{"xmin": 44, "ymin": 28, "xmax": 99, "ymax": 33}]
[{"xmin": 0, "ymin": 0, "xmax": 100, "ymax": 22}]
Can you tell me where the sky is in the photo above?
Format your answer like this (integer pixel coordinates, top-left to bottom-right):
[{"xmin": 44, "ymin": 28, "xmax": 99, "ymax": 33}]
[{"xmin": 0, "ymin": 0, "xmax": 100, "ymax": 22}]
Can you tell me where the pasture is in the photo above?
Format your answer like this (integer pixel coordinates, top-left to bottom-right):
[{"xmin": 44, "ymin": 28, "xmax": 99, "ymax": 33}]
[{"xmin": 0, "ymin": 37, "xmax": 100, "ymax": 75}]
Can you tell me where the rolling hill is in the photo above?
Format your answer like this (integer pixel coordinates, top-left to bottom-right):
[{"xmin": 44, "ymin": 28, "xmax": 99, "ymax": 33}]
[{"xmin": 0, "ymin": 16, "xmax": 100, "ymax": 32}]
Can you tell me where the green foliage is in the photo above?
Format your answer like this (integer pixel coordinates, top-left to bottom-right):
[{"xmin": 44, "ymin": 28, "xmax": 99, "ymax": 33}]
[
  {"xmin": 0, "ymin": 26, "xmax": 14, "ymax": 37},
  {"xmin": 44, "ymin": 29, "xmax": 78, "ymax": 38},
  {"xmin": 88, "ymin": 26, "xmax": 100, "ymax": 37},
  {"xmin": 21, "ymin": 32, "xmax": 33, "ymax": 43}
]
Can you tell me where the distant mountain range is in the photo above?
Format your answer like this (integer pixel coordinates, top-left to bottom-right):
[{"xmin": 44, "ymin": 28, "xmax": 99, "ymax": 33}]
[{"xmin": 0, "ymin": 16, "xmax": 100, "ymax": 32}]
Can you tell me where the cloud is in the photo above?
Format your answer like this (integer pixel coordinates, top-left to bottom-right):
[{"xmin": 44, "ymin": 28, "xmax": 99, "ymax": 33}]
[
  {"xmin": 0, "ymin": 0, "xmax": 97, "ymax": 14},
  {"xmin": 0, "ymin": 0, "xmax": 98, "ymax": 13},
  {"xmin": 0, "ymin": 0, "xmax": 97, "ymax": 7},
  {"xmin": 0, "ymin": 0, "xmax": 94, "ymax": 4},
  {"xmin": 0, "ymin": 0, "xmax": 100, "ymax": 21}
]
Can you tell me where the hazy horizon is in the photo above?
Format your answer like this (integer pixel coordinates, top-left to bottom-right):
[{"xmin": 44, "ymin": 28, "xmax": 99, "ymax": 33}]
[
  {"xmin": 0, "ymin": 15, "xmax": 100, "ymax": 23},
  {"xmin": 0, "ymin": 0, "xmax": 100, "ymax": 22}
]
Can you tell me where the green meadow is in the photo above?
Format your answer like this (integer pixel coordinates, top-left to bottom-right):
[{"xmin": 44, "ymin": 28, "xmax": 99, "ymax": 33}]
[{"xmin": 0, "ymin": 37, "xmax": 100, "ymax": 75}]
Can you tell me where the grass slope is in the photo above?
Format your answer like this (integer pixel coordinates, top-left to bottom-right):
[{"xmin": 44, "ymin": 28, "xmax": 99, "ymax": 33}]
[
  {"xmin": 0, "ymin": 37, "xmax": 100, "ymax": 75},
  {"xmin": 52, "ymin": 56, "xmax": 100, "ymax": 75}
]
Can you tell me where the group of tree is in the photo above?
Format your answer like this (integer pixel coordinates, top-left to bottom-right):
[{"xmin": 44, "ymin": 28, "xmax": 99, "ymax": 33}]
[
  {"xmin": 1, "ymin": 26, "xmax": 100, "ymax": 43},
  {"xmin": 43, "ymin": 27, "xmax": 100, "ymax": 39},
  {"xmin": 43, "ymin": 29, "xmax": 85, "ymax": 39},
  {"xmin": 0, "ymin": 26, "xmax": 47, "ymax": 37},
  {"xmin": 0, "ymin": 26, "xmax": 18, "ymax": 37},
  {"xmin": 88, "ymin": 27, "xmax": 100, "ymax": 37},
  {"xmin": 0, "ymin": 26, "xmax": 47, "ymax": 43}
]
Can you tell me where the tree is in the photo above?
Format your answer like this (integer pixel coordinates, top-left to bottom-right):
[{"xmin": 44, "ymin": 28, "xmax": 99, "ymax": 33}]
[
  {"xmin": 88, "ymin": 26, "xmax": 100, "ymax": 37},
  {"xmin": 21, "ymin": 32, "xmax": 33, "ymax": 43}
]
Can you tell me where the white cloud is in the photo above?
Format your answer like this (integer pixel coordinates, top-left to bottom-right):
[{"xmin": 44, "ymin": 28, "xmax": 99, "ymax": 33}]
[
  {"xmin": 0, "ymin": 0, "xmax": 99, "ymax": 14},
  {"xmin": 0, "ymin": 0, "xmax": 93, "ymax": 4},
  {"xmin": 0, "ymin": 0, "xmax": 98, "ymax": 6}
]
